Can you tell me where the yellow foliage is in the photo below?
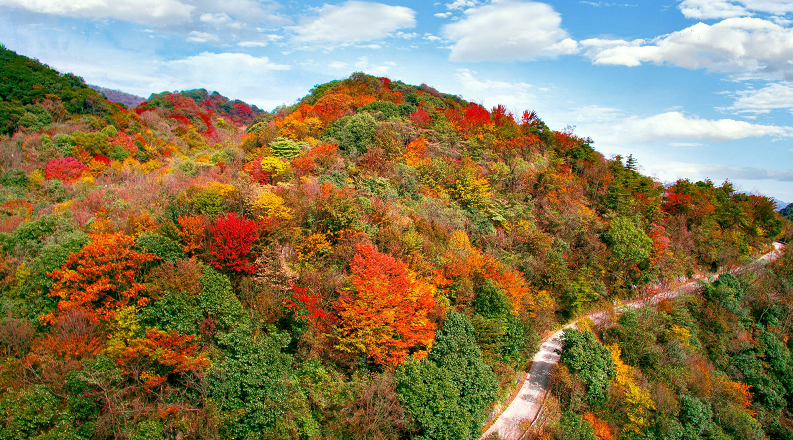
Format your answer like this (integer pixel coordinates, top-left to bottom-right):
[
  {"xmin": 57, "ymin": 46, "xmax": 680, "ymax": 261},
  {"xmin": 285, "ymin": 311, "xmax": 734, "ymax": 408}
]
[
  {"xmin": 105, "ymin": 306, "xmax": 141, "ymax": 359},
  {"xmin": 667, "ymin": 324, "xmax": 692, "ymax": 347},
  {"xmin": 54, "ymin": 200, "xmax": 74, "ymax": 214},
  {"xmin": 252, "ymin": 191, "xmax": 294, "ymax": 221},
  {"xmin": 450, "ymin": 157, "xmax": 491, "ymax": 209},
  {"xmin": 206, "ymin": 182, "xmax": 237, "ymax": 198},
  {"xmin": 296, "ymin": 232, "xmax": 332, "ymax": 262},
  {"xmin": 261, "ymin": 156, "xmax": 289, "ymax": 178},
  {"xmin": 28, "ymin": 169, "xmax": 45, "ymax": 187},
  {"xmin": 608, "ymin": 344, "xmax": 655, "ymax": 433}
]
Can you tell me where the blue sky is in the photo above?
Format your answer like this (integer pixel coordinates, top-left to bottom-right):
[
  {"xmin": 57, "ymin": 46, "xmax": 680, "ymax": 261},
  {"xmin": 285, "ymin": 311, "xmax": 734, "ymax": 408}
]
[{"xmin": 1, "ymin": 0, "xmax": 792, "ymax": 203}]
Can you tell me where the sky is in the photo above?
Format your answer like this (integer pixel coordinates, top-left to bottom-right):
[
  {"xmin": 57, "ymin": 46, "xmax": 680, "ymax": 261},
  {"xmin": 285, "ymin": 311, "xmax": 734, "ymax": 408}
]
[{"xmin": 0, "ymin": 0, "xmax": 792, "ymax": 203}]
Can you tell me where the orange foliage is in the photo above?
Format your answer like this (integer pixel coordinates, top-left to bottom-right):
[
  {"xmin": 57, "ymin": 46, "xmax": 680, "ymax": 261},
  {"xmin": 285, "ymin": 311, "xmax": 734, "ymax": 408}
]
[
  {"xmin": 403, "ymin": 138, "xmax": 429, "ymax": 166},
  {"xmin": 117, "ymin": 329, "xmax": 210, "ymax": 388},
  {"xmin": 583, "ymin": 413, "xmax": 616, "ymax": 440},
  {"xmin": 334, "ymin": 244, "xmax": 437, "ymax": 367},
  {"xmin": 45, "ymin": 233, "xmax": 159, "ymax": 324},
  {"xmin": 177, "ymin": 215, "xmax": 206, "ymax": 256}
]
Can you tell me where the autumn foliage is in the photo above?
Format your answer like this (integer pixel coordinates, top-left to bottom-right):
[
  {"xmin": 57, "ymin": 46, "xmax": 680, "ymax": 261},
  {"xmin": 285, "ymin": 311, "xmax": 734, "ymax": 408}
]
[
  {"xmin": 45, "ymin": 233, "xmax": 158, "ymax": 324},
  {"xmin": 335, "ymin": 244, "xmax": 437, "ymax": 367},
  {"xmin": 207, "ymin": 212, "xmax": 260, "ymax": 274}
]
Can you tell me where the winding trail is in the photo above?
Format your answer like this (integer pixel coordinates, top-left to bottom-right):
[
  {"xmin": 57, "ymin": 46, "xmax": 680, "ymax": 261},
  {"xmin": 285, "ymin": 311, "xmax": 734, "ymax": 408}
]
[{"xmin": 481, "ymin": 242, "xmax": 785, "ymax": 440}]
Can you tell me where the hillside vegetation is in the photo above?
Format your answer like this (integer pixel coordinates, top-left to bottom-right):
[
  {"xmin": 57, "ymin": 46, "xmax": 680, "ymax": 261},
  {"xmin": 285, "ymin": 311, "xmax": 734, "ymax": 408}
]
[{"xmin": 0, "ymin": 45, "xmax": 789, "ymax": 439}]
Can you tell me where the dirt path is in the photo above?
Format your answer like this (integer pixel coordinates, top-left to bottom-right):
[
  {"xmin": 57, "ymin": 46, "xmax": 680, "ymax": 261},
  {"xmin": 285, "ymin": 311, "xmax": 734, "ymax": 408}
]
[{"xmin": 480, "ymin": 242, "xmax": 785, "ymax": 440}]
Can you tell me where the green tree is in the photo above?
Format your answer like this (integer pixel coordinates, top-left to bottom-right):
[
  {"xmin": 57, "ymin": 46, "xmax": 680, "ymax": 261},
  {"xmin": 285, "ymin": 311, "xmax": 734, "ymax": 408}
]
[{"xmin": 560, "ymin": 329, "xmax": 615, "ymax": 404}]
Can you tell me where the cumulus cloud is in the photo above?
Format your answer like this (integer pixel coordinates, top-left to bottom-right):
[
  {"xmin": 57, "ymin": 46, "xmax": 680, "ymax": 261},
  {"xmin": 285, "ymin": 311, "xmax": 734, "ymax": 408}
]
[
  {"xmin": 728, "ymin": 82, "xmax": 793, "ymax": 113},
  {"xmin": 679, "ymin": 0, "xmax": 793, "ymax": 19},
  {"xmin": 454, "ymin": 69, "xmax": 537, "ymax": 112},
  {"xmin": 442, "ymin": 1, "xmax": 578, "ymax": 62},
  {"xmin": 581, "ymin": 17, "xmax": 793, "ymax": 80},
  {"xmin": 446, "ymin": 0, "xmax": 480, "ymax": 10},
  {"xmin": 288, "ymin": 1, "xmax": 416, "ymax": 45},
  {"xmin": 607, "ymin": 111, "xmax": 793, "ymax": 144},
  {"xmin": 0, "ymin": 0, "xmax": 194, "ymax": 25}
]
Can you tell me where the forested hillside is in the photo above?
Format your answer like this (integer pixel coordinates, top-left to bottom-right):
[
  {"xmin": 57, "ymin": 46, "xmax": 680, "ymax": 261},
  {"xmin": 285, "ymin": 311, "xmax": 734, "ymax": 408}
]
[
  {"xmin": 0, "ymin": 45, "xmax": 789, "ymax": 439},
  {"xmin": 548, "ymin": 249, "xmax": 793, "ymax": 440}
]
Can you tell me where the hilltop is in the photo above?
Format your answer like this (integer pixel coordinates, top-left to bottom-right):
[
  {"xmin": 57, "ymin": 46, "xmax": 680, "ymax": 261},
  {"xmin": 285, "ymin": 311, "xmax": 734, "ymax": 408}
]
[
  {"xmin": 0, "ymin": 45, "xmax": 790, "ymax": 439},
  {"xmin": 89, "ymin": 85, "xmax": 145, "ymax": 108}
]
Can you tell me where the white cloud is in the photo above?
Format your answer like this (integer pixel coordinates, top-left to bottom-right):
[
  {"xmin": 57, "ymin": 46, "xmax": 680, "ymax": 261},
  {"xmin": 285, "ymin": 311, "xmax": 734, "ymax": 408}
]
[
  {"xmin": 679, "ymin": 0, "xmax": 793, "ymax": 19},
  {"xmin": 679, "ymin": 0, "xmax": 749, "ymax": 19},
  {"xmin": 187, "ymin": 31, "xmax": 218, "ymax": 42},
  {"xmin": 328, "ymin": 61, "xmax": 349, "ymax": 70},
  {"xmin": 728, "ymin": 82, "xmax": 793, "ymax": 113},
  {"xmin": 237, "ymin": 41, "xmax": 268, "ymax": 47},
  {"xmin": 0, "ymin": 0, "xmax": 194, "ymax": 25},
  {"xmin": 442, "ymin": 1, "xmax": 578, "ymax": 62},
  {"xmin": 582, "ymin": 17, "xmax": 793, "ymax": 80},
  {"xmin": 435, "ymin": 12, "xmax": 451, "ymax": 18},
  {"xmin": 170, "ymin": 51, "xmax": 289, "ymax": 73},
  {"xmin": 446, "ymin": 0, "xmax": 479, "ymax": 10},
  {"xmin": 588, "ymin": 111, "xmax": 793, "ymax": 146},
  {"xmin": 352, "ymin": 56, "xmax": 394, "ymax": 75},
  {"xmin": 288, "ymin": 1, "xmax": 416, "ymax": 45},
  {"xmin": 454, "ymin": 69, "xmax": 536, "ymax": 112}
]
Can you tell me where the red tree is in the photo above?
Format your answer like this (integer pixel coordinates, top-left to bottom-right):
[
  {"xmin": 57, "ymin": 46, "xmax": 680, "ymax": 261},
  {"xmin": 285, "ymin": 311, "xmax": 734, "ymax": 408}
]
[{"xmin": 207, "ymin": 212, "xmax": 260, "ymax": 274}]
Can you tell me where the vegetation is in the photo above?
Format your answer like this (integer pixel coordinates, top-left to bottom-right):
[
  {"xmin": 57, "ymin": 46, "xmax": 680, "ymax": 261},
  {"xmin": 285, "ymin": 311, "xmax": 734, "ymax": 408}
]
[{"xmin": 0, "ymin": 45, "xmax": 788, "ymax": 439}]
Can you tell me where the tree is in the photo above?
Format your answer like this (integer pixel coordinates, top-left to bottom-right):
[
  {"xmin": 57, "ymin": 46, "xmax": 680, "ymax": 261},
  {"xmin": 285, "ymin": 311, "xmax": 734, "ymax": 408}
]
[
  {"xmin": 428, "ymin": 310, "xmax": 497, "ymax": 437},
  {"xmin": 206, "ymin": 213, "xmax": 260, "ymax": 275},
  {"xmin": 334, "ymin": 244, "xmax": 437, "ymax": 367},
  {"xmin": 45, "ymin": 233, "xmax": 159, "ymax": 324},
  {"xmin": 560, "ymin": 329, "xmax": 615, "ymax": 404}
]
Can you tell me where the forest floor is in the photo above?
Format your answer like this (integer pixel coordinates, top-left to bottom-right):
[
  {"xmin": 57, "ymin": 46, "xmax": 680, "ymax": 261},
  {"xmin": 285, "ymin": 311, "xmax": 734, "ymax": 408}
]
[{"xmin": 480, "ymin": 242, "xmax": 786, "ymax": 440}]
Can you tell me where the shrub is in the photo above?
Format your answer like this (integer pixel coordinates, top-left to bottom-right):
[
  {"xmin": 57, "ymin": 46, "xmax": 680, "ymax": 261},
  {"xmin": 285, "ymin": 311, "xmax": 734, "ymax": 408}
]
[{"xmin": 44, "ymin": 157, "xmax": 88, "ymax": 182}]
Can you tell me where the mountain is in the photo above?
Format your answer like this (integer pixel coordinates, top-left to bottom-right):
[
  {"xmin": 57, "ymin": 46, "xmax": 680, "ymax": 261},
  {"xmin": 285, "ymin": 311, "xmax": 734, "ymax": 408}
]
[
  {"xmin": 782, "ymin": 203, "xmax": 793, "ymax": 220},
  {"xmin": 0, "ymin": 45, "xmax": 111, "ymax": 135},
  {"xmin": 89, "ymin": 84, "xmax": 145, "ymax": 107},
  {"xmin": 0, "ymin": 49, "xmax": 789, "ymax": 440}
]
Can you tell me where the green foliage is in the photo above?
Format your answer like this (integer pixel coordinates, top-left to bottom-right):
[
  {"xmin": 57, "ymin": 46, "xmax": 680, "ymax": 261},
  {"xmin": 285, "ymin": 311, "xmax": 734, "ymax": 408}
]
[
  {"xmin": 604, "ymin": 216, "xmax": 652, "ymax": 265},
  {"xmin": 327, "ymin": 112, "xmax": 377, "ymax": 154},
  {"xmin": 397, "ymin": 310, "xmax": 497, "ymax": 440},
  {"xmin": 396, "ymin": 359, "xmax": 467, "ymax": 440},
  {"xmin": 557, "ymin": 411, "xmax": 596, "ymax": 440},
  {"xmin": 269, "ymin": 137, "xmax": 303, "ymax": 159},
  {"xmin": 208, "ymin": 330, "xmax": 308, "ymax": 439},
  {"xmin": 134, "ymin": 232, "xmax": 185, "ymax": 263},
  {"xmin": 198, "ymin": 266, "xmax": 249, "ymax": 332},
  {"xmin": 560, "ymin": 329, "xmax": 615, "ymax": 404}
]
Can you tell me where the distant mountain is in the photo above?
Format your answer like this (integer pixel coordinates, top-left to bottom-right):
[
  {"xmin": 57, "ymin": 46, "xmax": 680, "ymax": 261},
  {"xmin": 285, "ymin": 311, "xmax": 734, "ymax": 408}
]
[
  {"xmin": 89, "ymin": 85, "xmax": 145, "ymax": 108},
  {"xmin": 139, "ymin": 88, "xmax": 265, "ymax": 125},
  {"xmin": 782, "ymin": 203, "xmax": 793, "ymax": 220}
]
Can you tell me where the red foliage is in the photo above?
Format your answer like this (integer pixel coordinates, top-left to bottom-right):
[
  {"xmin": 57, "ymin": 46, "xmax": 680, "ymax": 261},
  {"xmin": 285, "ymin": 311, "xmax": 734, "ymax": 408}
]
[
  {"xmin": 242, "ymin": 158, "xmax": 271, "ymax": 184},
  {"xmin": 117, "ymin": 329, "xmax": 209, "ymax": 389},
  {"xmin": 461, "ymin": 103, "xmax": 491, "ymax": 130},
  {"xmin": 663, "ymin": 192, "xmax": 693, "ymax": 215},
  {"xmin": 167, "ymin": 114, "xmax": 193, "ymax": 126},
  {"xmin": 491, "ymin": 104, "xmax": 512, "ymax": 127},
  {"xmin": 207, "ymin": 213, "xmax": 260, "ymax": 274},
  {"xmin": 410, "ymin": 109, "xmax": 432, "ymax": 128},
  {"xmin": 45, "ymin": 157, "xmax": 89, "ymax": 182},
  {"xmin": 45, "ymin": 233, "xmax": 159, "ymax": 324},
  {"xmin": 92, "ymin": 155, "xmax": 111, "ymax": 166},
  {"xmin": 284, "ymin": 284, "xmax": 329, "ymax": 326}
]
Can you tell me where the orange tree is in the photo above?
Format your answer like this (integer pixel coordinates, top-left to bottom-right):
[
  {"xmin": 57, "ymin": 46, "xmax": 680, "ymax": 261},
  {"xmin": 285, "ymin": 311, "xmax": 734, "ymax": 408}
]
[
  {"xmin": 44, "ymin": 233, "xmax": 158, "ymax": 324},
  {"xmin": 334, "ymin": 244, "xmax": 437, "ymax": 367}
]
